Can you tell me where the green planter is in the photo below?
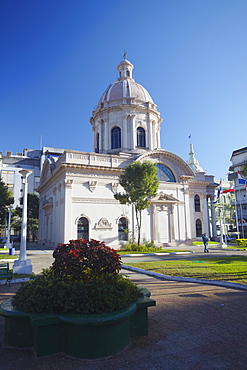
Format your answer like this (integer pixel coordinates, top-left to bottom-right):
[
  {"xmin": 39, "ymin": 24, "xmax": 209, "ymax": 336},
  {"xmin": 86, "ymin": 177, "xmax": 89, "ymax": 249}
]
[{"xmin": 0, "ymin": 287, "xmax": 155, "ymax": 359}]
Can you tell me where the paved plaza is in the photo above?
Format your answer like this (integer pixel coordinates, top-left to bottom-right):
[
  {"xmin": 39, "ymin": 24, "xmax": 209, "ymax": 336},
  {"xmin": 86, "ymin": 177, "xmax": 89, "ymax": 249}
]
[{"xmin": 1, "ymin": 244, "xmax": 247, "ymax": 369}]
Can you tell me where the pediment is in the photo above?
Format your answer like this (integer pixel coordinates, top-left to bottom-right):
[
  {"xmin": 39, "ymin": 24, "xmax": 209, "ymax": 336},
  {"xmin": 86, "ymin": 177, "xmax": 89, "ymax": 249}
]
[
  {"xmin": 153, "ymin": 191, "xmax": 179, "ymax": 203},
  {"xmin": 39, "ymin": 159, "xmax": 52, "ymax": 186}
]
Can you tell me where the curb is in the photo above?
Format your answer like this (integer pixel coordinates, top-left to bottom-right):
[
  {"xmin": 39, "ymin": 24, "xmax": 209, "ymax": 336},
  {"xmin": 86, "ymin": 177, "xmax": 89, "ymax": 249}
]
[
  {"xmin": 0, "ymin": 278, "xmax": 30, "ymax": 285},
  {"xmin": 120, "ymin": 251, "xmax": 195, "ymax": 257},
  {"xmin": 122, "ymin": 264, "xmax": 247, "ymax": 291}
]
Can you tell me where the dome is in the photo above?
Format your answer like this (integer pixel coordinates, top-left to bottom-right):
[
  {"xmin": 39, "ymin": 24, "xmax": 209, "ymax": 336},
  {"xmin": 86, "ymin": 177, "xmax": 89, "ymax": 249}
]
[{"xmin": 98, "ymin": 59, "xmax": 154, "ymax": 106}]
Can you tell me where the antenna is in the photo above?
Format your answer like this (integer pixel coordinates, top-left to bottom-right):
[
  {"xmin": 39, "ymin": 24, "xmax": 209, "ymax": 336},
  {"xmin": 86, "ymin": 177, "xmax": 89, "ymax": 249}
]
[{"xmin": 40, "ymin": 135, "xmax": 42, "ymax": 150}]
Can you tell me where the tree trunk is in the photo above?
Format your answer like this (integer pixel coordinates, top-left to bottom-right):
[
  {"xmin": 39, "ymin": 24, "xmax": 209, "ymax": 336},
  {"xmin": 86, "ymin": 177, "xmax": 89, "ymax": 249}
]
[{"xmin": 135, "ymin": 208, "xmax": 142, "ymax": 245}]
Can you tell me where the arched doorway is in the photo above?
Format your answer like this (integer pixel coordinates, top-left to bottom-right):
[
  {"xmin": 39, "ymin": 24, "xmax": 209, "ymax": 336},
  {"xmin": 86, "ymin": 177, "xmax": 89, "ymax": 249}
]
[{"xmin": 77, "ymin": 217, "xmax": 89, "ymax": 240}]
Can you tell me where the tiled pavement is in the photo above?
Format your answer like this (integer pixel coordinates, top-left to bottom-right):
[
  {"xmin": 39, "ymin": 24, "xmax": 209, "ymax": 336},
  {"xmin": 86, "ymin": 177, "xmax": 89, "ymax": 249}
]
[{"xmin": 0, "ymin": 245, "xmax": 247, "ymax": 369}]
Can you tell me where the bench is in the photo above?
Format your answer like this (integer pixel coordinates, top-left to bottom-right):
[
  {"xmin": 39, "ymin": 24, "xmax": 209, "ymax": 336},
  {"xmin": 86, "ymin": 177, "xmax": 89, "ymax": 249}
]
[{"xmin": 0, "ymin": 263, "xmax": 13, "ymax": 286}]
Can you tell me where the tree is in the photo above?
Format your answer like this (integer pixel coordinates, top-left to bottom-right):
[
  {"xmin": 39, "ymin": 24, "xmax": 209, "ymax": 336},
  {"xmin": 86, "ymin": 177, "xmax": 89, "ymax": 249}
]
[
  {"xmin": 114, "ymin": 161, "xmax": 159, "ymax": 245},
  {"xmin": 0, "ymin": 176, "xmax": 14, "ymax": 227}
]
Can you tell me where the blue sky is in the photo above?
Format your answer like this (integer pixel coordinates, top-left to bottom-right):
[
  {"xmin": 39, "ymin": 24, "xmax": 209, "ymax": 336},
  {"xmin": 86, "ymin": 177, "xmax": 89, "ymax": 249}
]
[{"xmin": 1, "ymin": 0, "xmax": 247, "ymax": 181}]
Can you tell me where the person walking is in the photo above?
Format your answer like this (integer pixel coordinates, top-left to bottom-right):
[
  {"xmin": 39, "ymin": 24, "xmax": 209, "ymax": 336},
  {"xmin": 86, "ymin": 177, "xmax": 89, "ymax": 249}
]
[{"xmin": 202, "ymin": 233, "xmax": 209, "ymax": 253}]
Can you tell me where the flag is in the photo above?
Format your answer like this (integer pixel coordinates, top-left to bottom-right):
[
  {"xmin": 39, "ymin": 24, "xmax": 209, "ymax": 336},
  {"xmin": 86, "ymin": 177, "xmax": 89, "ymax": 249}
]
[
  {"xmin": 213, "ymin": 181, "xmax": 222, "ymax": 203},
  {"xmin": 221, "ymin": 184, "xmax": 234, "ymax": 193},
  {"xmin": 238, "ymin": 170, "xmax": 246, "ymax": 185},
  {"xmin": 217, "ymin": 181, "xmax": 222, "ymax": 198}
]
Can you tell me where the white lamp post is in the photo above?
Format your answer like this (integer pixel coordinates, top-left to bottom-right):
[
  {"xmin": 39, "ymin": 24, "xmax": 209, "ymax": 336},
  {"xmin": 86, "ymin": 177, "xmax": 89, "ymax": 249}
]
[
  {"xmin": 13, "ymin": 170, "xmax": 33, "ymax": 274},
  {"xmin": 4, "ymin": 205, "xmax": 12, "ymax": 248},
  {"xmin": 218, "ymin": 206, "xmax": 227, "ymax": 249}
]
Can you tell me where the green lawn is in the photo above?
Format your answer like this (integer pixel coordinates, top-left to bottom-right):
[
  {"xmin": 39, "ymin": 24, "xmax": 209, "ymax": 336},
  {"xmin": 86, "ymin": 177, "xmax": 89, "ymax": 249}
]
[
  {"xmin": 193, "ymin": 241, "xmax": 222, "ymax": 245},
  {"xmin": 0, "ymin": 254, "xmax": 17, "ymax": 260},
  {"xmin": 128, "ymin": 256, "xmax": 247, "ymax": 284}
]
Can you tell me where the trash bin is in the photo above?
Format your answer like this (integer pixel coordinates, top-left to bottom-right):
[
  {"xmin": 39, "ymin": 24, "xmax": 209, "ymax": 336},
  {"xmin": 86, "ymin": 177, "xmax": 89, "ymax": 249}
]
[{"xmin": 9, "ymin": 248, "xmax": 15, "ymax": 256}]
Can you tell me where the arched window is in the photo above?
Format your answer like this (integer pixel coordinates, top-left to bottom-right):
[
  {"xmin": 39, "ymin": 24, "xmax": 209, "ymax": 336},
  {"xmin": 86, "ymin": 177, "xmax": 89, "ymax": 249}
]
[
  {"xmin": 156, "ymin": 163, "xmax": 175, "ymax": 182},
  {"xmin": 95, "ymin": 132, "xmax": 99, "ymax": 153},
  {"xmin": 196, "ymin": 219, "xmax": 202, "ymax": 237},
  {"xmin": 137, "ymin": 127, "xmax": 146, "ymax": 148},
  {"xmin": 126, "ymin": 70, "xmax": 130, "ymax": 77},
  {"xmin": 111, "ymin": 127, "xmax": 121, "ymax": 149},
  {"xmin": 194, "ymin": 194, "xmax": 201, "ymax": 212},
  {"xmin": 77, "ymin": 217, "xmax": 89, "ymax": 240},
  {"xmin": 118, "ymin": 217, "xmax": 128, "ymax": 241}
]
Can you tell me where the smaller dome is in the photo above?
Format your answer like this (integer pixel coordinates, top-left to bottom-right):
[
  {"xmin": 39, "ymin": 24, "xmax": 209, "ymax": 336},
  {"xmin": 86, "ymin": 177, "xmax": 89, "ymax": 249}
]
[{"xmin": 98, "ymin": 59, "xmax": 154, "ymax": 106}]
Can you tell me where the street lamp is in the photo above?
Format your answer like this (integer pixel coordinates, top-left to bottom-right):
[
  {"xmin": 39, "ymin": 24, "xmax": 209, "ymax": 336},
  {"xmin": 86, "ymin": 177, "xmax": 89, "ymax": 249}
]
[
  {"xmin": 4, "ymin": 205, "xmax": 12, "ymax": 249},
  {"xmin": 218, "ymin": 206, "xmax": 227, "ymax": 249},
  {"xmin": 13, "ymin": 170, "xmax": 33, "ymax": 274}
]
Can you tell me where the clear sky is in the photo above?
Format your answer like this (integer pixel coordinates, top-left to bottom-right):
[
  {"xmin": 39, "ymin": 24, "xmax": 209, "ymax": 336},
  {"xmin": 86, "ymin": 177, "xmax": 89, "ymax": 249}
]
[{"xmin": 1, "ymin": 0, "xmax": 246, "ymax": 181}]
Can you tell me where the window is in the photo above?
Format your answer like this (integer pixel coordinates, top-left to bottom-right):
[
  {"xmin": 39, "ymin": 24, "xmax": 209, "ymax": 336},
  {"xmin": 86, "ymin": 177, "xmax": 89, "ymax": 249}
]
[
  {"xmin": 194, "ymin": 194, "xmax": 201, "ymax": 212},
  {"xmin": 77, "ymin": 217, "xmax": 89, "ymax": 240},
  {"xmin": 111, "ymin": 127, "xmax": 121, "ymax": 149},
  {"xmin": 118, "ymin": 217, "xmax": 128, "ymax": 241},
  {"xmin": 156, "ymin": 164, "xmax": 175, "ymax": 182},
  {"xmin": 95, "ymin": 133, "xmax": 100, "ymax": 153},
  {"xmin": 137, "ymin": 127, "xmax": 146, "ymax": 148},
  {"xmin": 1, "ymin": 170, "xmax": 14, "ymax": 192},
  {"xmin": 196, "ymin": 219, "xmax": 202, "ymax": 237},
  {"xmin": 126, "ymin": 70, "xmax": 130, "ymax": 77}
]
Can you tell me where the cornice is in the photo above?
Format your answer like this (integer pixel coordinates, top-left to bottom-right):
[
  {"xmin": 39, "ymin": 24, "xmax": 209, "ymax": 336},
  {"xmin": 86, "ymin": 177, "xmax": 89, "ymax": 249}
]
[
  {"xmin": 72, "ymin": 197, "xmax": 119, "ymax": 204},
  {"xmin": 91, "ymin": 103, "xmax": 160, "ymax": 122}
]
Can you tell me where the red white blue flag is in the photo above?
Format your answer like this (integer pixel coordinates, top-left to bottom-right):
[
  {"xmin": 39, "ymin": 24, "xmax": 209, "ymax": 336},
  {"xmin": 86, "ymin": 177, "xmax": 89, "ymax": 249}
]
[
  {"xmin": 213, "ymin": 181, "xmax": 222, "ymax": 203},
  {"xmin": 221, "ymin": 184, "xmax": 234, "ymax": 193},
  {"xmin": 238, "ymin": 170, "xmax": 246, "ymax": 185}
]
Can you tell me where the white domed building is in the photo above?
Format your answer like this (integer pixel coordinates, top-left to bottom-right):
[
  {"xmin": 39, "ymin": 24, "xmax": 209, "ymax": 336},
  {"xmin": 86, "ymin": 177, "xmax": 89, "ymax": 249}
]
[{"xmin": 38, "ymin": 58, "xmax": 217, "ymax": 248}]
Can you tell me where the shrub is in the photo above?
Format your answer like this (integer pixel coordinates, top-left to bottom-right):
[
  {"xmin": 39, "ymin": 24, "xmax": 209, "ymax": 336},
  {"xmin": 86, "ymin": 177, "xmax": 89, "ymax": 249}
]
[
  {"xmin": 235, "ymin": 239, "xmax": 247, "ymax": 247},
  {"xmin": 52, "ymin": 239, "xmax": 122, "ymax": 282},
  {"xmin": 12, "ymin": 268, "xmax": 142, "ymax": 314},
  {"xmin": 122, "ymin": 239, "xmax": 161, "ymax": 252},
  {"xmin": 12, "ymin": 239, "xmax": 143, "ymax": 314}
]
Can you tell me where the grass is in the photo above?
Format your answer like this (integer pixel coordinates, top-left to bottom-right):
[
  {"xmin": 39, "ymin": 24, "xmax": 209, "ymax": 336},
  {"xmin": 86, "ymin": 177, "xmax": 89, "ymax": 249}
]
[
  {"xmin": 193, "ymin": 241, "xmax": 221, "ymax": 245},
  {"xmin": 128, "ymin": 256, "xmax": 247, "ymax": 285},
  {"xmin": 226, "ymin": 246, "xmax": 247, "ymax": 250},
  {"xmin": 0, "ymin": 254, "xmax": 17, "ymax": 260}
]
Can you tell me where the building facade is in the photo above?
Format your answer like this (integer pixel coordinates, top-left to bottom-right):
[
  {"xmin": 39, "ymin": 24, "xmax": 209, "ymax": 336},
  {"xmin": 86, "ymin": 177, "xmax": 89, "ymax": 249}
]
[
  {"xmin": 38, "ymin": 58, "xmax": 217, "ymax": 248},
  {"xmin": 228, "ymin": 146, "xmax": 247, "ymax": 237}
]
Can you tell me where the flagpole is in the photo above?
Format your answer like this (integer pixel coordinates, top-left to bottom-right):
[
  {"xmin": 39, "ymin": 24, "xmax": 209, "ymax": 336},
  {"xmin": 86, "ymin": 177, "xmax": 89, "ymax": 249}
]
[
  {"xmin": 218, "ymin": 206, "xmax": 227, "ymax": 248},
  {"xmin": 234, "ymin": 188, "xmax": 240, "ymax": 238},
  {"xmin": 222, "ymin": 199, "xmax": 227, "ymax": 244},
  {"xmin": 239, "ymin": 189, "xmax": 244, "ymax": 238}
]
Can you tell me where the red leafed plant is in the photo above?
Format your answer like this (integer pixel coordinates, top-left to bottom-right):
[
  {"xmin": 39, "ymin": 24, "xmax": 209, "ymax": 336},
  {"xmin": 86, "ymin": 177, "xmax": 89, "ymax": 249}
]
[{"xmin": 52, "ymin": 239, "xmax": 122, "ymax": 282}]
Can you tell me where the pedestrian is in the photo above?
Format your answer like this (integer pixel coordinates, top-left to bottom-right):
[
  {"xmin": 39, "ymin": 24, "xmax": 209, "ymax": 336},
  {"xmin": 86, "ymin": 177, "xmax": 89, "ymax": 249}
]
[{"xmin": 202, "ymin": 233, "xmax": 209, "ymax": 253}]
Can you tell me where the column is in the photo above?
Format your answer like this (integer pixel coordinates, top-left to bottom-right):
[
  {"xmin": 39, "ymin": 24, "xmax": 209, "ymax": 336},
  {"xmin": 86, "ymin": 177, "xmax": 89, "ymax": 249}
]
[
  {"xmin": 131, "ymin": 116, "xmax": 135, "ymax": 149},
  {"xmin": 104, "ymin": 121, "xmax": 109, "ymax": 151},
  {"xmin": 151, "ymin": 204, "xmax": 158, "ymax": 242},
  {"xmin": 169, "ymin": 205, "xmax": 175, "ymax": 243},
  {"xmin": 148, "ymin": 119, "xmax": 152, "ymax": 150},
  {"xmin": 63, "ymin": 179, "xmax": 73, "ymax": 243}
]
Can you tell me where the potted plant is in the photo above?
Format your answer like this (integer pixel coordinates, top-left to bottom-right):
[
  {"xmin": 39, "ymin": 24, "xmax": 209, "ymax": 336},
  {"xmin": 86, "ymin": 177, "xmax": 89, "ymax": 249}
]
[{"xmin": 0, "ymin": 239, "xmax": 155, "ymax": 359}]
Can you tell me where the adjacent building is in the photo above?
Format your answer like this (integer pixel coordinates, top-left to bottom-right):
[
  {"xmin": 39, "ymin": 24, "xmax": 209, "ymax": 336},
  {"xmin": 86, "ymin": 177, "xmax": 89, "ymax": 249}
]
[{"xmin": 228, "ymin": 146, "xmax": 247, "ymax": 237}]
